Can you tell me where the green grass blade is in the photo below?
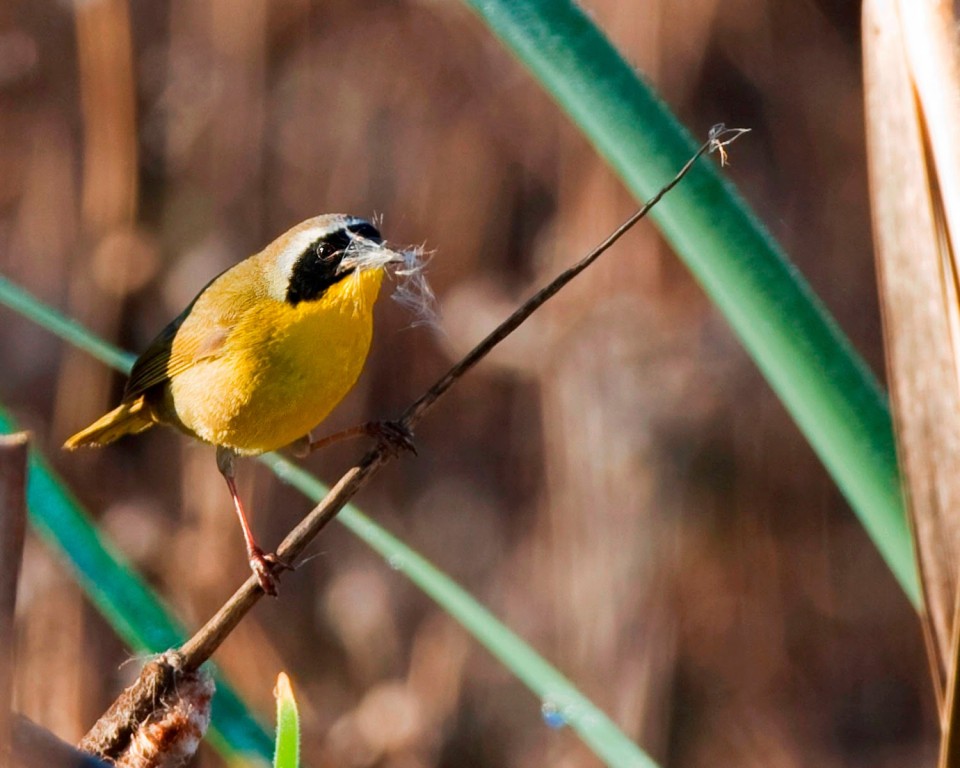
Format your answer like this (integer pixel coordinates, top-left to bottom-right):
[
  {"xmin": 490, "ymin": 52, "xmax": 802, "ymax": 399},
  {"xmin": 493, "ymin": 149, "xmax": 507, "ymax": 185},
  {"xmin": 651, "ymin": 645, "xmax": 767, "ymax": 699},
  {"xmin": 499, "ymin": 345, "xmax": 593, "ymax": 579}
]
[
  {"xmin": 273, "ymin": 673, "xmax": 300, "ymax": 768},
  {"xmin": 461, "ymin": 0, "xmax": 918, "ymax": 605},
  {"xmin": 0, "ymin": 277, "xmax": 657, "ymax": 767},
  {"xmin": 0, "ymin": 404, "xmax": 272, "ymax": 765},
  {"xmin": 0, "ymin": 276, "xmax": 135, "ymax": 372}
]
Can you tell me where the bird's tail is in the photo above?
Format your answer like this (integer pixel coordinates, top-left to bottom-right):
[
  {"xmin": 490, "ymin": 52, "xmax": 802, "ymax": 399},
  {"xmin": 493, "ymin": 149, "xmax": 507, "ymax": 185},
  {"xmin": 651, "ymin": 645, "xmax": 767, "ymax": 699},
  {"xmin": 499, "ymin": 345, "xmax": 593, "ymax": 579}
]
[{"xmin": 63, "ymin": 396, "xmax": 155, "ymax": 449}]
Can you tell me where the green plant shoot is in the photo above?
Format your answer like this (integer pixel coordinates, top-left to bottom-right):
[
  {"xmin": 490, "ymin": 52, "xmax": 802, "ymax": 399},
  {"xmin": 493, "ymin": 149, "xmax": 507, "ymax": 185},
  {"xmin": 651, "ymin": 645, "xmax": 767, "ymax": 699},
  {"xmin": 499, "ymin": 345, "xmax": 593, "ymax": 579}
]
[{"xmin": 274, "ymin": 673, "xmax": 301, "ymax": 768}]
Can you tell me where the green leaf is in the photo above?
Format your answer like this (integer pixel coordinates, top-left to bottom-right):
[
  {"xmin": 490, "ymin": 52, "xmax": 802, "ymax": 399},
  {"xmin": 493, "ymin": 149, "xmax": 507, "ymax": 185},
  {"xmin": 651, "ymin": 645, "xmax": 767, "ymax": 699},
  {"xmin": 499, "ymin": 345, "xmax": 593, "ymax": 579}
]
[
  {"xmin": 0, "ymin": 276, "xmax": 135, "ymax": 373},
  {"xmin": 461, "ymin": 0, "xmax": 919, "ymax": 605},
  {"xmin": 273, "ymin": 673, "xmax": 300, "ymax": 768}
]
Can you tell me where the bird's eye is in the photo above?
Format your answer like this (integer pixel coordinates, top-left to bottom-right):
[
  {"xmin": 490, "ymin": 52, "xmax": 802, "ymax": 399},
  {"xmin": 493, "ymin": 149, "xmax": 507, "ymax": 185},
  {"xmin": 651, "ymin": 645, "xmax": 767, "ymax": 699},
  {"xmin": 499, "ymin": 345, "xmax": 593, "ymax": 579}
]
[
  {"xmin": 287, "ymin": 228, "xmax": 360, "ymax": 306},
  {"xmin": 315, "ymin": 242, "xmax": 341, "ymax": 263}
]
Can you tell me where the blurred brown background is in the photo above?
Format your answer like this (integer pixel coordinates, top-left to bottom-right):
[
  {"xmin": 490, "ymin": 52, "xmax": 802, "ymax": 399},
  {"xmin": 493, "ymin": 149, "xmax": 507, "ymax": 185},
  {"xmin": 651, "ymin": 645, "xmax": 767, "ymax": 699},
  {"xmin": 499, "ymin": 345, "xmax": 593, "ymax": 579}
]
[{"xmin": 0, "ymin": 0, "xmax": 934, "ymax": 766}]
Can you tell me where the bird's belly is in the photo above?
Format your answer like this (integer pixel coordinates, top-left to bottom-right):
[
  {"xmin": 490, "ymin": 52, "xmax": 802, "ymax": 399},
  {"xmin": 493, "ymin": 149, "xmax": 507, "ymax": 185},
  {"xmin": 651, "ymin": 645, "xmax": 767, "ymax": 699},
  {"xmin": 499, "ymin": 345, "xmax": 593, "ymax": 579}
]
[{"xmin": 168, "ymin": 306, "xmax": 374, "ymax": 454}]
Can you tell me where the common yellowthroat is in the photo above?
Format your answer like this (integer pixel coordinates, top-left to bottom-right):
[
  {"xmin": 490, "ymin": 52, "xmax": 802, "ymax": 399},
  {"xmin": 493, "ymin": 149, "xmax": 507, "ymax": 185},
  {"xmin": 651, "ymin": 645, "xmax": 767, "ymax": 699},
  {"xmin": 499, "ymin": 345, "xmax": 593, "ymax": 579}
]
[{"xmin": 65, "ymin": 214, "xmax": 412, "ymax": 594}]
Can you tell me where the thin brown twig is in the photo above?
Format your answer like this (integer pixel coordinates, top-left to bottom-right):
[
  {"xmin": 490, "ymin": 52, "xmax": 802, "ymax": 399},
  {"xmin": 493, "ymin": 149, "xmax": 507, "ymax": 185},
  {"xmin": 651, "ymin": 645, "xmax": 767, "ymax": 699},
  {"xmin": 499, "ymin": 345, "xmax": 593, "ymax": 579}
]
[
  {"xmin": 399, "ymin": 125, "xmax": 747, "ymax": 427},
  {"xmin": 176, "ymin": 124, "xmax": 747, "ymax": 669},
  {"xmin": 86, "ymin": 127, "xmax": 748, "ymax": 758}
]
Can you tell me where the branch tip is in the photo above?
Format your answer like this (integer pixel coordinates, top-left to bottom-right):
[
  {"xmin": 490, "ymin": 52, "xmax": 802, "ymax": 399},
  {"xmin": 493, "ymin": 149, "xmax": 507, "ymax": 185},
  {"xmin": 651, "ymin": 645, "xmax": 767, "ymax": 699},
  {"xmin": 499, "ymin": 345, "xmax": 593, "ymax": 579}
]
[{"xmin": 708, "ymin": 124, "xmax": 751, "ymax": 166}]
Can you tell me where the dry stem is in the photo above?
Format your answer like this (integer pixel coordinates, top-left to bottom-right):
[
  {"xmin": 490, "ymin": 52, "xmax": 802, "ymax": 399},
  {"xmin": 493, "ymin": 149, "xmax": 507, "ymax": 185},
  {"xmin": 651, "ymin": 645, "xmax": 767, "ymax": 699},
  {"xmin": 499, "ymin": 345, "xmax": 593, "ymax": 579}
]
[{"xmin": 0, "ymin": 432, "xmax": 28, "ymax": 768}]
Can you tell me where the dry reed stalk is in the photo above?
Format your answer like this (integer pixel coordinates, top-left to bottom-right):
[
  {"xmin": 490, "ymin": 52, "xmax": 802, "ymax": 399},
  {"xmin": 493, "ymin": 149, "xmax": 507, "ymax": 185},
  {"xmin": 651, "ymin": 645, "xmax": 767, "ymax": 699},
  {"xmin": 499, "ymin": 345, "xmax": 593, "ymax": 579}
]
[
  {"xmin": 0, "ymin": 433, "xmax": 28, "ymax": 768},
  {"xmin": 863, "ymin": 0, "xmax": 960, "ymax": 762}
]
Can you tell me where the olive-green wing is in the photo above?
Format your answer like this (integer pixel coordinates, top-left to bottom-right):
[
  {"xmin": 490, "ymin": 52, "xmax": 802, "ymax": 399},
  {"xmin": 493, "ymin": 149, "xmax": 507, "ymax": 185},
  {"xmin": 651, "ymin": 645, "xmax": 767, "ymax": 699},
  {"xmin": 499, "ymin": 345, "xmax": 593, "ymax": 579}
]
[
  {"xmin": 122, "ymin": 273, "xmax": 237, "ymax": 401},
  {"xmin": 123, "ymin": 309, "xmax": 215, "ymax": 401}
]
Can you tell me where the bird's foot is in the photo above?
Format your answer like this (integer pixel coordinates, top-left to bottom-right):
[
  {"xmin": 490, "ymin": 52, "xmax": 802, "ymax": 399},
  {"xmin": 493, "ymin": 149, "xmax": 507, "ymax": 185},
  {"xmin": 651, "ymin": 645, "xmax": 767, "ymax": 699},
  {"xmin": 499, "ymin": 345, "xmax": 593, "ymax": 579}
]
[
  {"xmin": 249, "ymin": 546, "xmax": 295, "ymax": 597},
  {"xmin": 367, "ymin": 420, "xmax": 416, "ymax": 457}
]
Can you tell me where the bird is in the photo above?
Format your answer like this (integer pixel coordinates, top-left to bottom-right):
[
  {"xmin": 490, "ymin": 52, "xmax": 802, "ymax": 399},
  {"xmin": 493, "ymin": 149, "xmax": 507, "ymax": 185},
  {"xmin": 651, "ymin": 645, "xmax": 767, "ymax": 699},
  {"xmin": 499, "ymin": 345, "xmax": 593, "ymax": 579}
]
[{"xmin": 64, "ymin": 214, "xmax": 412, "ymax": 594}]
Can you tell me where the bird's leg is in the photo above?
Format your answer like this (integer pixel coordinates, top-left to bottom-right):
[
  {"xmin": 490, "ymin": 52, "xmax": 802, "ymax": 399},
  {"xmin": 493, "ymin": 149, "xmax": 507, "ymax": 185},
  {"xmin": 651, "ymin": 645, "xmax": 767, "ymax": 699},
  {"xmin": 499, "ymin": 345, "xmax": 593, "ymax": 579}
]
[
  {"xmin": 306, "ymin": 420, "xmax": 416, "ymax": 457},
  {"xmin": 216, "ymin": 447, "xmax": 292, "ymax": 596}
]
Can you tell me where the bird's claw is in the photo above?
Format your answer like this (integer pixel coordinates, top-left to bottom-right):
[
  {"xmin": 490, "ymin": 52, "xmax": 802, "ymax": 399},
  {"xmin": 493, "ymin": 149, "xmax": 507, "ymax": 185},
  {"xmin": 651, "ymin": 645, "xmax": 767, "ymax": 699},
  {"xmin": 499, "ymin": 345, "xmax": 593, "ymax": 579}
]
[
  {"xmin": 249, "ymin": 546, "xmax": 295, "ymax": 597},
  {"xmin": 369, "ymin": 420, "xmax": 417, "ymax": 457}
]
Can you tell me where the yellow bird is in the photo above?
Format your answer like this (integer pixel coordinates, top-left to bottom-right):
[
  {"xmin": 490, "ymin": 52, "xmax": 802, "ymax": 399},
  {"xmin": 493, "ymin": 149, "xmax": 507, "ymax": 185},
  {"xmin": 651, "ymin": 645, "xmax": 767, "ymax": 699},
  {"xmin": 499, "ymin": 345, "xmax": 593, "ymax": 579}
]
[{"xmin": 65, "ymin": 214, "xmax": 411, "ymax": 594}]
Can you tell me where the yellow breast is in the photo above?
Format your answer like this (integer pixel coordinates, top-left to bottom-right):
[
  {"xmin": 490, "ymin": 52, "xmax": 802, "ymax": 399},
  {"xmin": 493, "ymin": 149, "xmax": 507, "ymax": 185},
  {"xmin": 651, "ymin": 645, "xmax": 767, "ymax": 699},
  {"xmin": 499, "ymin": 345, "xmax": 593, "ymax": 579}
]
[{"xmin": 167, "ymin": 268, "xmax": 384, "ymax": 454}]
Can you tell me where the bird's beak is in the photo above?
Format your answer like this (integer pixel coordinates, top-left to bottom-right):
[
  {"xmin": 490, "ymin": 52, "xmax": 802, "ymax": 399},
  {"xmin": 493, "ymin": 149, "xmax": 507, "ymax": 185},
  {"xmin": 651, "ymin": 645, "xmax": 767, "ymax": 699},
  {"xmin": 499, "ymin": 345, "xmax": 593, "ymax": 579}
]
[{"xmin": 338, "ymin": 239, "xmax": 406, "ymax": 273}]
